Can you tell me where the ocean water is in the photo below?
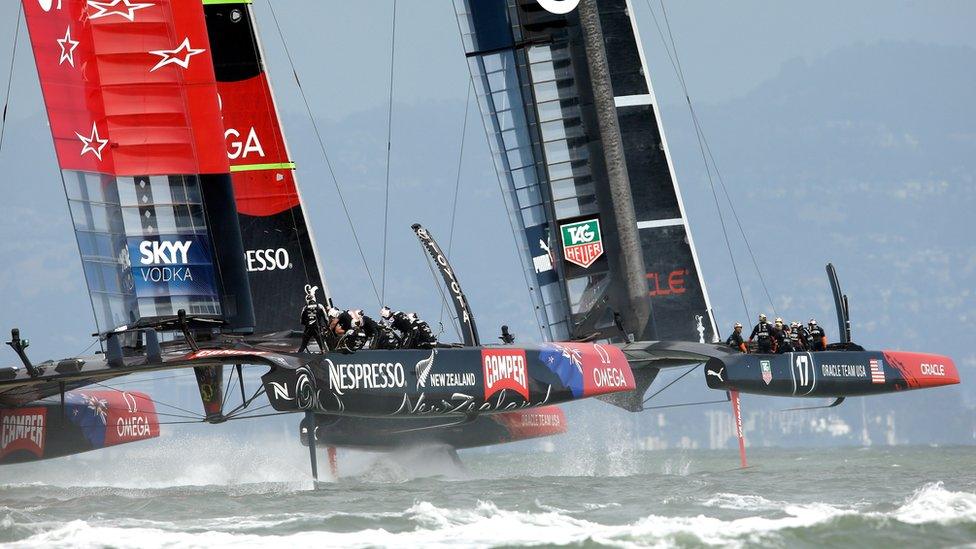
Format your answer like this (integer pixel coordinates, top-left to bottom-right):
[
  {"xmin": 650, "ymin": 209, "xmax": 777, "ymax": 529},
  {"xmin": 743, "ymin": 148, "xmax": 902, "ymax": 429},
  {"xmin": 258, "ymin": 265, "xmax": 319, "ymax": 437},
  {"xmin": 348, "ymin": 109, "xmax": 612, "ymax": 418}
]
[{"xmin": 0, "ymin": 439, "xmax": 973, "ymax": 548}]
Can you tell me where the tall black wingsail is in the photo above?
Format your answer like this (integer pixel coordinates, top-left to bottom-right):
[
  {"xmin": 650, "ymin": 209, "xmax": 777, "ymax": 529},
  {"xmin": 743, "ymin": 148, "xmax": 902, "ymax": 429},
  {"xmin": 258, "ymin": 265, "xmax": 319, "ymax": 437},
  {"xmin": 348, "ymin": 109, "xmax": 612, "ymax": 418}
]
[
  {"xmin": 203, "ymin": 2, "xmax": 329, "ymax": 334},
  {"xmin": 454, "ymin": 0, "xmax": 717, "ymax": 343}
]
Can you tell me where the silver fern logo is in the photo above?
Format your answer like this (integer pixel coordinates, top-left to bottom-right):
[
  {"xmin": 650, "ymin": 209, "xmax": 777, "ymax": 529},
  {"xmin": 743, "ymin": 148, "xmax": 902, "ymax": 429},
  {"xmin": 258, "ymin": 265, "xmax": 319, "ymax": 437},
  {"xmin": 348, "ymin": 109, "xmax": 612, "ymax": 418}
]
[{"xmin": 537, "ymin": 0, "xmax": 580, "ymax": 14}]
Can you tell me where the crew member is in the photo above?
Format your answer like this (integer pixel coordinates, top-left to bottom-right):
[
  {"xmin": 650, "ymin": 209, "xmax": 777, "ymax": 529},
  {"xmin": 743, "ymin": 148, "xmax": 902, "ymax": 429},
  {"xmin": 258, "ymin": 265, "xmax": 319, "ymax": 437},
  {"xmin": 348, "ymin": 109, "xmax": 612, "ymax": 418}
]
[
  {"xmin": 808, "ymin": 319, "xmax": 827, "ymax": 351},
  {"xmin": 749, "ymin": 313, "xmax": 774, "ymax": 353},
  {"xmin": 298, "ymin": 295, "xmax": 328, "ymax": 353},
  {"xmin": 789, "ymin": 321, "xmax": 804, "ymax": 351},
  {"xmin": 381, "ymin": 307, "xmax": 437, "ymax": 349},
  {"xmin": 726, "ymin": 322, "xmax": 747, "ymax": 353},
  {"xmin": 773, "ymin": 318, "xmax": 793, "ymax": 353}
]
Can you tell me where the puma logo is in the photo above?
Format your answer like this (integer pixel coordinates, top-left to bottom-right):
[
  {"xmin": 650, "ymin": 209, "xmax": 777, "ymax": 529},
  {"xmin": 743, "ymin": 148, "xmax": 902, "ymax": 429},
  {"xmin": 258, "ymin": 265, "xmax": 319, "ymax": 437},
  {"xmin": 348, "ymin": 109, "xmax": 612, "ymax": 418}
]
[{"xmin": 707, "ymin": 368, "xmax": 725, "ymax": 383}]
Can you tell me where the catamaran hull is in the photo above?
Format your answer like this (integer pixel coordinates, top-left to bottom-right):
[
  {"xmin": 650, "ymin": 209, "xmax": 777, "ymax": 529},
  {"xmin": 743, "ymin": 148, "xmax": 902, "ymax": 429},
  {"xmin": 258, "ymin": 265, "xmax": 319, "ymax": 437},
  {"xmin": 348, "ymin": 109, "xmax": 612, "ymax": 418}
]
[
  {"xmin": 704, "ymin": 350, "xmax": 959, "ymax": 397},
  {"xmin": 300, "ymin": 406, "xmax": 567, "ymax": 451},
  {"xmin": 261, "ymin": 343, "xmax": 635, "ymax": 417},
  {"xmin": 0, "ymin": 391, "xmax": 159, "ymax": 465}
]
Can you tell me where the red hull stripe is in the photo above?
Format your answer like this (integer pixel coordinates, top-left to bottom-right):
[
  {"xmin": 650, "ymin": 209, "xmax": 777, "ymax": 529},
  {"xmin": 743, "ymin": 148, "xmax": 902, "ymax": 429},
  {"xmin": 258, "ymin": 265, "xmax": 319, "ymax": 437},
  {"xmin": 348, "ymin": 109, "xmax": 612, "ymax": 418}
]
[{"xmin": 882, "ymin": 351, "xmax": 960, "ymax": 389}]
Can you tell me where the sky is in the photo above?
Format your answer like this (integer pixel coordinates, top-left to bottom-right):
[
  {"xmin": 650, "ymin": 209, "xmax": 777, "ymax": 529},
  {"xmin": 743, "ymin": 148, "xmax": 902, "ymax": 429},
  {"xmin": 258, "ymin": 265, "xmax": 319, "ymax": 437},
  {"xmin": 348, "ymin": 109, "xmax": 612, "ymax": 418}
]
[{"xmin": 0, "ymin": 0, "xmax": 972, "ymax": 446}]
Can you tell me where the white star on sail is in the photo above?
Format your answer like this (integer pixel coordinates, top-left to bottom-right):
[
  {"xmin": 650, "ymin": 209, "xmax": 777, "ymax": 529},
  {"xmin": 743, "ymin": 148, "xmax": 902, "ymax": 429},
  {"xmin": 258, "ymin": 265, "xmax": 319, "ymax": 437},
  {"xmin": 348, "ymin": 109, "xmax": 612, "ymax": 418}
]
[
  {"xmin": 57, "ymin": 26, "xmax": 79, "ymax": 67},
  {"xmin": 76, "ymin": 122, "xmax": 108, "ymax": 160},
  {"xmin": 148, "ymin": 38, "xmax": 205, "ymax": 73},
  {"xmin": 87, "ymin": 0, "xmax": 154, "ymax": 22}
]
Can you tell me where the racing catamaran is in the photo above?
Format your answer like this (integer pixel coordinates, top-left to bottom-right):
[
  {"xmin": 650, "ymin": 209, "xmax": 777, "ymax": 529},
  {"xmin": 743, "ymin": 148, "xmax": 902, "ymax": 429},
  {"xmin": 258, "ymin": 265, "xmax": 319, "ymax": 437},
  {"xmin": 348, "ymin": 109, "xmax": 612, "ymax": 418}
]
[{"xmin": 0, "ymin": 0, "xmax": 958, "ymax": 476}]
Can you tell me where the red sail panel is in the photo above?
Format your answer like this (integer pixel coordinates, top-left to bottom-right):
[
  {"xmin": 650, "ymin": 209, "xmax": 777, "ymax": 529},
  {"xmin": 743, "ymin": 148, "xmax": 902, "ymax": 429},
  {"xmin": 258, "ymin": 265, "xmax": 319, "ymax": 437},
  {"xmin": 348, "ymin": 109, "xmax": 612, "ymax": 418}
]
[
  {"xmin": 218, "ymin": 73, "xmax": 300, "ymax": 217},
  {"xmin": 22, "ymin": 0, "xmax": 228, "ymax": 176}
]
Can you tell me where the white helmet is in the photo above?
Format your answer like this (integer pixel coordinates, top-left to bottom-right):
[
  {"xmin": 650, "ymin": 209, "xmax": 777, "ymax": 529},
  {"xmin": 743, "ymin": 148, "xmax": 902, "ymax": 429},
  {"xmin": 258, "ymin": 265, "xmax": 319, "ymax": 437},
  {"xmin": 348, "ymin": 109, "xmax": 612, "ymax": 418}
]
[
  {"xmin": 380, "ymin": 306, "xmax": 393, "ymax": 320},
  {"xmin": 809, "ymin": 318, "xmax": 818, "ymax": 326},
  {"xmin": 326, "ymin": 307, "xmax": 341, "ymax": 319}
]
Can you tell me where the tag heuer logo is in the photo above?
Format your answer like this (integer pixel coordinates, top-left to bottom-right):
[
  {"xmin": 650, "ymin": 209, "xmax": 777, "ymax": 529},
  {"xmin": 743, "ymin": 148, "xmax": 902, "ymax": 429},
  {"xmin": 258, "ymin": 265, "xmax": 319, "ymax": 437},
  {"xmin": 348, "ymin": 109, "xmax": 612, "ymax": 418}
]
[
  {"xmin": 761, "ymin": 359, "xmax": 772, "ymax": 385},
  {"xmin": 560, "ymin": 219, "xmax": 604, "ymax": 269}
]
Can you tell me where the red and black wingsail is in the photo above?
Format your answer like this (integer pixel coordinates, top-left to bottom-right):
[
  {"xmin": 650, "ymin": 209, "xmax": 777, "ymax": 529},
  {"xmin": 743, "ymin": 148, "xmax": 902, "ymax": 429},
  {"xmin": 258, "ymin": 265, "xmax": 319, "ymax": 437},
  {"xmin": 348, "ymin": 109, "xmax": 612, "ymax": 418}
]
[
  {"xmin": 22, "ymin": 0, "xmax": 254, "ymax": 334},
  {"xmin": 203, "ymin": 2, "xmax": 329, "ymax": 334}
]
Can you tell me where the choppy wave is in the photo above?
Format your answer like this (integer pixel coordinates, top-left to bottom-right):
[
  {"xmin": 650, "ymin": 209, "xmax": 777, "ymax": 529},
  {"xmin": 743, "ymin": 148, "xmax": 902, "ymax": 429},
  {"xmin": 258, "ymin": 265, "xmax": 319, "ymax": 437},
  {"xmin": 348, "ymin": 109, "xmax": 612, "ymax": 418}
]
[
  {"xmin": 3, "ymin": 445, "xmax": 976, "ymax": 548},
  {"xmin": 888, "ymin": 482, "xmax": 976, "ymax": 525},
  {"xmin": 6, "ymin": 486, "xmax": 975, "ymax": 549}
]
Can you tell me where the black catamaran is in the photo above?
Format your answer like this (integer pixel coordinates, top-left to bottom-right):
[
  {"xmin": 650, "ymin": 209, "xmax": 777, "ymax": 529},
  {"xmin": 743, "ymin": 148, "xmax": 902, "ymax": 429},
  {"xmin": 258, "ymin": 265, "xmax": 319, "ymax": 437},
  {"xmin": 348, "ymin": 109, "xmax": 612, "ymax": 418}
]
[{"xmin": 0, "ymin": 0, "xmax": 958, "ymax": 475}]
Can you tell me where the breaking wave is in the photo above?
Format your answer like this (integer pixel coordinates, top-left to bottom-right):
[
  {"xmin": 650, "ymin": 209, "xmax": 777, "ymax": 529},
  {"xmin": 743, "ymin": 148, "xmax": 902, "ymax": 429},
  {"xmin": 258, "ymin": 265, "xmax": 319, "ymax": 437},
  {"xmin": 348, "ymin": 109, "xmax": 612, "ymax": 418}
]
[{"xmin": 888, "ymin": 482, "xmax": 976, "ymax": 525}]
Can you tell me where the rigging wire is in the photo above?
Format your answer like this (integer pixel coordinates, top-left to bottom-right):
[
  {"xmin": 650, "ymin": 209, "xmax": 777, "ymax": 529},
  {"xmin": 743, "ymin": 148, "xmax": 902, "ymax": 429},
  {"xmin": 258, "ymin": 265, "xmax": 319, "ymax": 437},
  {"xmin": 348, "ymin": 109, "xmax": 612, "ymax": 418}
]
[
  {"xmin": 450, "ymin": 10, "xmax": 545, "ymax": 342},
  {"xmin": 380, "ymin": 0, "xmax": 398, "ymax": 304},
  {"xmin": 420, "ymin": 244, "xmax": 463, "ymax": 342},
  {"xmin": 91, "ymin": 380, "xmax": 204, "ymax": 420},
  {"xmin": 439, "ymin": 79, "xmax": 473, "ymax": 326},
  {"xmin": 645, "ymin": 0, "xmax": 751, "ymax": 323},
  {"xmin": 644, "ymin": 1, "xmax": 781, "ymax": 320},
  {"xmin": 266, "ymin": 0, "xmax": 382, "ymax": 306},
  {"xmin": 641, "ymin": 363, "xmax": 699, "ymax": 406},
  {"xmin": 0, "ymin": 3, "xmax": 22, "ymax": 154}
]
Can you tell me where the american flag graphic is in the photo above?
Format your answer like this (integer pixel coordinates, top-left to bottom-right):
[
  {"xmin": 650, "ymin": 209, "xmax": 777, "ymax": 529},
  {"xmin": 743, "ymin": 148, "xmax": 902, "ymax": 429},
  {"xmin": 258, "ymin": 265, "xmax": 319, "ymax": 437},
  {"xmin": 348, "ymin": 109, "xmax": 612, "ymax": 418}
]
[{"xmin": 869, "ymin": 358, "xmax": 886, "ymax": 384}]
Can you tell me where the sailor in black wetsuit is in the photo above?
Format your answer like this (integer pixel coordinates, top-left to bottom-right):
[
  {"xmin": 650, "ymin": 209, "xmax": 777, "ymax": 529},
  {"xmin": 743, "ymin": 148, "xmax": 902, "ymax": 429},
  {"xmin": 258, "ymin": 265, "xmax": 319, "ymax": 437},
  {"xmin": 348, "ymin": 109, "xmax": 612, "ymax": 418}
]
[
  {"xmin": 808, "ymin": 319, "xmax": 827, "ymax": 351},
  {"xmin": 380, "ymin": 307, "xmax": 437, "ymax": 349},
  {"xmin": 773, "ymin": 318, "xmax": 793, "ymax": 353},
  {"xmin": 749, "ymin": 314, "xmax": 774, "ymax": 354},
  {"xmin": 298, "ymin": 294, "xmax": 328, "ymax": 353},
  {"xmin": 726, "ymin": 322, "xmax": 747, "ymax": 353},
  {"xmin": 326, "ymin": 308, "xmax": 377, "ymax": 351},
  {"xmin": 789, "ymin": 321, "xmax": 805, "ymax": 351}
]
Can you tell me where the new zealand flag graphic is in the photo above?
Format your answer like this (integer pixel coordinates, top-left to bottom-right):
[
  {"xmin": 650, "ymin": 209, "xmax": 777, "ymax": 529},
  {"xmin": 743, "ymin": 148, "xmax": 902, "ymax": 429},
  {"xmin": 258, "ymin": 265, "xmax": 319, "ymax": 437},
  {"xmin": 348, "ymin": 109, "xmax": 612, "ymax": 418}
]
[
  {"xmin": 66, "ymin": 393, "xmax": 110, "ymax": 449},
  {"xmin": 539, "ymin": 344, "xmax": 585, "ymax": 398}
]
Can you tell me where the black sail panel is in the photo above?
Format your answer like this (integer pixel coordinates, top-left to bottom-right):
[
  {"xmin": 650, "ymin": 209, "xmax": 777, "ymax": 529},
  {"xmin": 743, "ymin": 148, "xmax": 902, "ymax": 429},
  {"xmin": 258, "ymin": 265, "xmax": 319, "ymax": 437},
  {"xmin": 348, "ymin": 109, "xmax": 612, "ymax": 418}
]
[
  {"xmin": 204, "ymin": 2, "xmax": 330, "ymax": 334},
  {"xmin": 455, "ymin": 0, "xmax": 717, "ymax": 343}
]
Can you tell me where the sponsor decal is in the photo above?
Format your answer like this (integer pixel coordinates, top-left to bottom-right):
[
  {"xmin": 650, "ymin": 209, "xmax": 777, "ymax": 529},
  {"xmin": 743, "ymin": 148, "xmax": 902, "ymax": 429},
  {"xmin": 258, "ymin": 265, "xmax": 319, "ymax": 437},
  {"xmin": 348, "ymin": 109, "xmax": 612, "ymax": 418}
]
[
  {"xmin": 393, "ymin": 384, "xmax": 554, "ymax": 416},
  {"xmin": 128, "ymin": 235, "xmax": 219, "ymax": 299},
  {"xmin": 0, "ymin": 408, "xmax": 46, "ymax": 459},
  {"xmin": 537, "ymin": 0, "xmax": 580, "ymax": 14},
  {"xmin": 38, "ymin": 0, "xmax": 60, "ymax": 11},
  {"xmin": 327, "ymin": 359, "xmax": 406, "ymax": 396},
  {"xmin": 820, "ymin": 364, "xmax": 867, "ymax": 378},
  {"xmin": 560, "ymin": 219, "xmax": 604, "ymax": 269},
  {"xmin": 427, "ymin": 372, "xmax": 477, "ymax": 389},
  {"xmin": 706, "ymin": 366, "xmax": 725, "ymax": 384},
  {"xmin": 225, "ymin": 126, "xmax": 266, "ymax": 160},
  {"xmin": 920, "ymin": 363, "xmax": 946, "ymax": 377},
  {"xmin": 104, "ymin": 391, "xmax": 159, "ymax": 446},
  {"xmin": 696, "ymin": 315, "xmax": 706, "ymax": 343},
  {"xmin": 647, "ymin": 269, "xmax": 688, "ymax": 297},
  {"xmin": 482, "ymin": 349, "xmax": 529, "ymax": 400},
  {"xmin": 245, "ymin": 248, "xmax": 292, "ymax": 272},
  {"xmin": 540, "ymin": 342, "xmax": 633, "ymax": 398},
  {"xmin": 526, "ymin": 224, "xmax": 558, "ymax": 285},
  {"xmin": 761, "ymin": 359, "xmax": 772, "ymax": 385},
  {"xmin": 149, "ymin": 37, "xmax": 205, "ymax": 73},
  {"xmin": 415, "ymin": 227, "xmax": 473, "ymax": 326},
  {"xmin": 519, "ymin": 412, "xmax": 562, "ymax": 427},
  {"xmin": 869, "ymin": 358, "xmax": 885, "ymax": 384}
]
